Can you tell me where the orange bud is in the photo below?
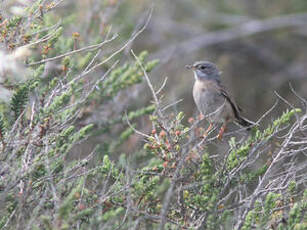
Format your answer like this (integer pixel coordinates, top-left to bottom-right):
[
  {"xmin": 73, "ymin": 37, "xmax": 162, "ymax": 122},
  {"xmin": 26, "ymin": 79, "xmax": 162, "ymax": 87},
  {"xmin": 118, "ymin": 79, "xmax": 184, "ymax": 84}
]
[
  {"xmin": 72, "ymin": 32, "xmax": 80, "ymax": 39},
  {"xmin": 74, "ymin": 192, "xmax": 81, "ymax": 199},
  {"xmin": 78, "ymin": 203, "xmax": 86, "ymax": 210},
  {"xmin": 188, "ymin": 117, "xmax": 194, "ymax": 124},
  {"xmin": 159, "ymin": 130, "xmax": 166, "ymax": 138}
]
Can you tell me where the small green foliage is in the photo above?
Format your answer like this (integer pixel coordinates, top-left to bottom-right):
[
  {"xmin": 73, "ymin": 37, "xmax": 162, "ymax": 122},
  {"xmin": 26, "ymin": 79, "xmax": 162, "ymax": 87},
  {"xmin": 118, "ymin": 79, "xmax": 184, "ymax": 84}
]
[
  {"xmin": 273, "ymin": 108, "xmax": 301, "ymax": 127},
  {"xmin": 10, "ymin": 84, "xmax": 29, "ymax": 120},
  {"xmin": 45, "ymin": 89, "xmax": 72, "ymax": 114},
  {"xmin": 288, "ymin": 180, "xmax": 297, "ymax": 194},
  {"xmin": 78, "ymin": 52, "xmax": 95, "ymax": 69},
  {"xmin": 182, "ymin": 153, "xmax": 219, "ymax": 216},
  {"xmin": 0, "ymin": 216, "xmax": 8, "ymax": 229},
  {"xmin": 27, "ymin": 0, "xmax": 44, "ymax": 14},
  {"xmin": 123, "ymin": 104, "xmax": 155, "ymax": 121},
  {"xmin": 41, "ymin": 215, "xmax": 53, "ymax": 230},
  {"xmin": 0, "ymin": 113, "xmax": 5, "ymax": 138},
  {"xmin": 200, "ymin": 153, "xmax": 213, "ymax": 177},
  {"xmin": 7, "ymin": 16, "xmax": 22, "ymax": 28},
  {"xmin": 264, "ymin": 192, "xmax": 280, "ymax": 215},
  {"xmin": 119, "ymin": 126, "xmax": 134, "ymax": 142},
  {"xmin": 145, "ymin": 59, "xmax": 160, "ymax": 72},
  {"xmin": 240, "ymin": 191, "xmax": 307, "ymax": 230},
  {"xmin": 47, "ymin": 27, "xmax": 63, "ymax": 46},
  {"xmin": 57, "ymin": 125, "xmax": 75, "ymax": 147},
  {"xmin": 288, "ymin": 203, "xmax": 302, "ymax": 228},
  {"xmin": 33, "ymin": 65, "xmax": 45, "ymax": 78},
  {"xmin": 242, "ymin": 210, "xmax": 255, "ymax": 230},
  {"xmin": 176, "ymin": 111, "xmax": 184, "ymax": 121},
  {"xmin": 49, "ymin": 77, "xmax": 59, "ymax": 89},
  {"xmin": 73, "ymin": 208, "xmax": 94, "ymax": 221},
  {"xmin": 72, "ymin": 124, "xmax": 94, "ymax": 142},
  {"xmin": 101, "ymin": 155, "xmax": 112, "ymax": 174},
  {"xmin": 241, "ymin": 164, "xmax": 268, "ymax": 183},
  {"xmin": 262, "ymin": 108, "xmax": 301, "ymax": 138},
  {"xmin": 58, "ymin": 177, "xmax": 84, "ymax": 220},
  {"xmin": 61, "ymin": 125, "xmax": 75, "ymax": 138},
  {"xmin": 101, "ymin": 51, "xmax": 159, "ymax": 97},
  {"xmin": 31, "ymin": 163, "xmax": 46, "ymax": 179},
  {"xmin": 101, "ymin": 207, "xmax": 124, "ymax": 222},
  {"xmin": 228, "ymin": 136, "xmax": 236, "ymax": 149},
  {"xmin": 5, "ymin": 193, "xmax": 17, "ymax": 213},
  {"xmin": 227, "ymin": 108, "xmax": 301, "ymax": 170},
  {"xmin": 62, "ymin": 56, "xmax": 71, "ymax": 67},
  {"xmin": 227, "ymin": 139, "xmax": 250, "ymax": 170}
]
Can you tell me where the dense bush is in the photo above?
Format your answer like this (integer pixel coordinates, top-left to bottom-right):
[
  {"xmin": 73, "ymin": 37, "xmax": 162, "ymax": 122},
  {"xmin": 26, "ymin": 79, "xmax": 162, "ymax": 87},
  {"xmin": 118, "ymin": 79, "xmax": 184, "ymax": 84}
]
[{"xmin": 0, "ymin": 1, "xmax": 306, "ymax": 230}]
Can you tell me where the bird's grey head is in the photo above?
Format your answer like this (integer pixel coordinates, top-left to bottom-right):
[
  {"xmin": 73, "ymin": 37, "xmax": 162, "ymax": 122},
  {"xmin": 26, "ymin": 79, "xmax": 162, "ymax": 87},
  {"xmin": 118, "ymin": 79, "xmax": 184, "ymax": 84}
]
[{"xmin": 186, "ymin": 61, "xmax": 221, "ymax": 81}]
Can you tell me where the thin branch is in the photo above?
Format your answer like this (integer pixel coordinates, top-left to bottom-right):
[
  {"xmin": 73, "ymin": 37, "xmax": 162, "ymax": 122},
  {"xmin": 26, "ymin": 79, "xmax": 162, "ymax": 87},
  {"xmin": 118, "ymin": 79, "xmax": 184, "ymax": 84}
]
[
  {"xmin": 28, "ymin": 34, "xmax": 118, "ymax": 66},
  {"xmin": 156, "ymin": 77, "xmax": 168, "ymax": 95},
  {"xmin": 81, "ymin": 6, "xmax": 154, "ymax": 76},
  {"xmin": 125, "ymin": 111, "xmax": 151, "ymax": 139},
  {"xmin": 131, "ymin": 49, "xmax": 163, "ymax": 118}
]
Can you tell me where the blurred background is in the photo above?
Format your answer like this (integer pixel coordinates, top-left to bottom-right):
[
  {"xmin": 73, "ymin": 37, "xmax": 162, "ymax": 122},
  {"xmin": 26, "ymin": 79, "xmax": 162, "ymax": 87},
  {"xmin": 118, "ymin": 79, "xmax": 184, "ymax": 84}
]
[
  {"xmin": 130, "ymin": 0, "xmax": 307, "ymax": 124},
  {"xmin": 2, "ymin": 0, "xmax": 307, "ymax": 152},
  {"xmin": 51, "ymin": 0, "xmax": 307, "ymax": 126}
]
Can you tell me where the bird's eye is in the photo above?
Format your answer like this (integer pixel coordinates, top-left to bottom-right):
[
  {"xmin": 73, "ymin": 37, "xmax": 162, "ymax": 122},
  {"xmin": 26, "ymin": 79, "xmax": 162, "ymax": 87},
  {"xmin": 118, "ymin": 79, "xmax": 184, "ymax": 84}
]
[{"xmin": 200, "ymin": 65, "xmax": 206, "ymax": 70}]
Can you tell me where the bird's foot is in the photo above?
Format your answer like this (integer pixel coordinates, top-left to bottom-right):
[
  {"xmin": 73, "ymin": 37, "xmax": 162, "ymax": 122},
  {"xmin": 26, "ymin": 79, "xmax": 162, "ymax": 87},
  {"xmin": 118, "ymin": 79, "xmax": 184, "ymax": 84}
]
[
  {"xmin": 202, "ymin": 123, "xmax": 213, "ymax": 139},
  {"xmin": 217, "ymin": 125, "xmax": 226, "ymax": 140},
  {"xmin": 198, "ymin": 114, "xmax": 205, "ymax": 120}
]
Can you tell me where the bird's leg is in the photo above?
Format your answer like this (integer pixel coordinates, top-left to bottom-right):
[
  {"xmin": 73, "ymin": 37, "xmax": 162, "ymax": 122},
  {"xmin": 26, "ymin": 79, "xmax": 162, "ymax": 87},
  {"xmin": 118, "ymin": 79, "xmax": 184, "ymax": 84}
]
[
  {"xmin": 217, "ymin": 123, "xmax": 227, "ymax": 140},
  {"xmin": 198, "ymin": 113, "xmax": 205, "ymax": 120},
  {"xmin": 203, "ymin": 123, "xmax": 213, "ymax": 138}
]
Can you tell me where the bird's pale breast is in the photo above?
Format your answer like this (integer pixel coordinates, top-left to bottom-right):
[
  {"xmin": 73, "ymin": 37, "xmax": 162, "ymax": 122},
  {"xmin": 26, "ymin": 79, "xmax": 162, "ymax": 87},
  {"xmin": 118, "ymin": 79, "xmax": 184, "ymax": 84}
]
[{"xmin": 193, "ymin": 79, "xmax": 234, "ymax": 123}]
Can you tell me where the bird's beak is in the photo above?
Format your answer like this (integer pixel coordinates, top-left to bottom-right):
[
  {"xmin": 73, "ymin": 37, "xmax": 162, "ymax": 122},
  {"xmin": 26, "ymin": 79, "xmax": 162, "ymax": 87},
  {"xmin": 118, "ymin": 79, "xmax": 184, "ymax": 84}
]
[{"xmin": 185, "ymin": 64, "xmax": 195, "ymax": 70}]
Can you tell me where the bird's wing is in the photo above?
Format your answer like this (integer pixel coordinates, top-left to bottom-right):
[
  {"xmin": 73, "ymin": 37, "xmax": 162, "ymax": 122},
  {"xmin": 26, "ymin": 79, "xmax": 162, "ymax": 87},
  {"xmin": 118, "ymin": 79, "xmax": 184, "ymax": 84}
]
[
  {"xmin": 217, "ymin": 84, "xmax": 242, "ymax": 118},
  {"xmin": 217, "ymin": 83, "xmax": 253, "ymax": 128}
]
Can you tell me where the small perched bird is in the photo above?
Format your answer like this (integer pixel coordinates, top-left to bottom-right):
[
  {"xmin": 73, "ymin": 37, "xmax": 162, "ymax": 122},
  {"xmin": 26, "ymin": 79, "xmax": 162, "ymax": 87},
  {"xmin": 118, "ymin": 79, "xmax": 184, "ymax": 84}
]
[{"xmin": 186, "ymin": 61, "xmax": 252, "ymax": 139}]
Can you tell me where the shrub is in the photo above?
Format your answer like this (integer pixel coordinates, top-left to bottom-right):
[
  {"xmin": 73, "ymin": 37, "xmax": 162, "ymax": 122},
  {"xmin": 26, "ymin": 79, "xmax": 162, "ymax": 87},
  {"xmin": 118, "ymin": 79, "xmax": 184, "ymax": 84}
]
[{"xmin": 0, "ymin": 1, "xmax": 306, "ymax": 230}]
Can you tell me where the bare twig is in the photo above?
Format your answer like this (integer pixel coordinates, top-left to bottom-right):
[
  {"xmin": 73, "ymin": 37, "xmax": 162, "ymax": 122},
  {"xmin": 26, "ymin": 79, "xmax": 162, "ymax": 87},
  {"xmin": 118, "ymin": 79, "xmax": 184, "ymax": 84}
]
[{"xmin": 28, "ymin": 34, "xmax": 118, "ymax": 66}]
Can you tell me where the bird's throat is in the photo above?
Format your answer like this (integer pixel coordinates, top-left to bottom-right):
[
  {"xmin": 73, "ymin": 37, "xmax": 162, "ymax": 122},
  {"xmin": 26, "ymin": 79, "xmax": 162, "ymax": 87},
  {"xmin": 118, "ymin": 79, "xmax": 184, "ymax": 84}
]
[{"xmin": 193, "ymin": 71, "xmax": 198, "ymax": 80}]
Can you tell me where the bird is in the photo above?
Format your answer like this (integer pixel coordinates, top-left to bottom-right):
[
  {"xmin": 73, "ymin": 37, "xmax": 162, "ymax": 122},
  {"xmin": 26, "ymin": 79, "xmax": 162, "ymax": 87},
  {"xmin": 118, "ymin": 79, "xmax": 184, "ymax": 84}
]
[{"xmin": 186, "ymin": 61, "xmax": 253, "ymax": 139}]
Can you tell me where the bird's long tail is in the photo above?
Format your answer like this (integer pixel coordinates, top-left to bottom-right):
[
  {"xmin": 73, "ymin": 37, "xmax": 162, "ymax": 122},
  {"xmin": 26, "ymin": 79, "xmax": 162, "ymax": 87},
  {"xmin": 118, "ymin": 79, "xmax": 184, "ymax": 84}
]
[{"xmin": 236, "ymin": 116, "xmax": 254, "ymax": 130}]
